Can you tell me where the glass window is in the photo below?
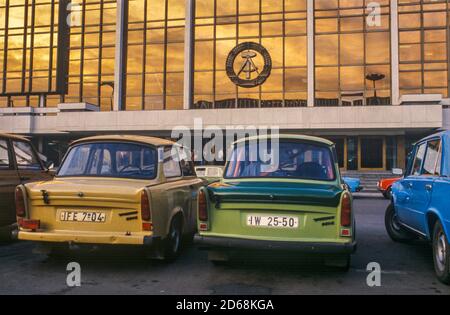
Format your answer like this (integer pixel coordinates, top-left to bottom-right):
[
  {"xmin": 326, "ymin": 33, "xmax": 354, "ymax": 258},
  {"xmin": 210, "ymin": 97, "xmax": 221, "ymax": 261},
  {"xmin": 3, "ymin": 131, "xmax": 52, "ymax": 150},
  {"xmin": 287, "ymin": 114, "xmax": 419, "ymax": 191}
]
[
  {"xmin": 225, "ymin": 141, "xmax": 336, "ymax": 181},
  {"xmin": 13, "ymin": 141, "xmax": 42, "ymax": 170},
  {"xmin": 58, "ymin": 143, "xmax": 158, "ymax": 179},
  {"xmin": 163, "ymin": 147, "xmax": 182, "ymax": 178},
  {"xmin": 347, "ymin": 137, "xmax": 358, "ymax": 171},
  {"xmin": 0, "ymin": 140, "xmax": 10, "ymax": 168},
  {"xmin": 314, "ymin": 1, "xmax": 391, "ymax": 106},
  {"xmin": 435, "ymin": 146, "xmax": 442, "ymax": 176},
  {"xmin": 0, "ymin": 1, "xmax": 68, "ymax": 99},
  {"xmin": 126, "ymin": 0, "xmax": 186, "ymax": 110},
  {"xmin": 399, "ymin": 1, "xmax": 449, "ymax": 97},
  {"xmin": 178, "ymin": 147, "xmax": 196, "ymax": 177},
  {"xmin": 194, "ymin": 0, "xmax": 307, "ymax": 109},
  {"xmin": 360, "ymin": 138, "xmax": 384, "ymax": 169},
  {"xmin": 423, "ymin": 139, "xmax": 441, "ymax": 176},
  {"xmin": 206, "ymin": 167, "xmax": 223, "ymax": 178},
  {"xmin": 195, "ymin": 167, "xmax": 207, "ymax": 177},
  {"xmin": 411, "ymin": 143, "xmax": 427, "ymax": 176},
  {"xmin": 328, "ymin": 138, "xmax": 344, "ymax": 168}
]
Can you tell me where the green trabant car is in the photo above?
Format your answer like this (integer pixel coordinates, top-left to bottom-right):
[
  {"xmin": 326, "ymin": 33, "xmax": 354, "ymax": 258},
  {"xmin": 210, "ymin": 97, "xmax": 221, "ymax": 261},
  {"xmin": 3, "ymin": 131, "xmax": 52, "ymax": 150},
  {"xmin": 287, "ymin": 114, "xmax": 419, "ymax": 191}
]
[{"xmin": 195, "ymin": 135, "xmax": 356, "ymax": 269}]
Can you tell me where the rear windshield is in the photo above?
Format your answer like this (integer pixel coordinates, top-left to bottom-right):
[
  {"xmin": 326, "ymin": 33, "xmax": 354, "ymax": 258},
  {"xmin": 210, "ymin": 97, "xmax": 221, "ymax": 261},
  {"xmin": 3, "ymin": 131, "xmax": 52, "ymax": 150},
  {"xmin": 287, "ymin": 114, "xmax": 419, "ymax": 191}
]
[
  {"xmin": 58, "ymin": 142, "xmax": 158, "ymax": 179},
  {"xmin": 225, "ymin": 141, "xmax": 336, "ymax": 181}
]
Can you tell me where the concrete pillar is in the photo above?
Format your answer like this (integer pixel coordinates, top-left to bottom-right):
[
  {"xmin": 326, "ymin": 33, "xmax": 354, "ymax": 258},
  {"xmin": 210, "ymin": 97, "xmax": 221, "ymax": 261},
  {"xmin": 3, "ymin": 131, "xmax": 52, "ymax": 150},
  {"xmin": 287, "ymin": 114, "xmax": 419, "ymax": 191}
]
[
  {"xmin": 307, "ymin": 0, "xmax": 314, "ymax": 107},
  {"xmin": 113, "ymin": 0, "xmax": 128, "ymax": 111},
  {"xmin": 391, "ymin": 0, "xmax": 400, "ymax": 105},
  {"xmin": 183, "ymin": 0, "xmax": 195, "ymax": 110}
]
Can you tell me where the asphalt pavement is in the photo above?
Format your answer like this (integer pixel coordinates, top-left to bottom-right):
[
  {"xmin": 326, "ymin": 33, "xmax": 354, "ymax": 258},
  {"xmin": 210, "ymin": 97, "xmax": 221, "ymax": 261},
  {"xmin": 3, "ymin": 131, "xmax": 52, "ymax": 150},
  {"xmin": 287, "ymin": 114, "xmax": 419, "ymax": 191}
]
[{"xmin": 0, "ymin": 197, "xmax": 449, "ymax": 295}]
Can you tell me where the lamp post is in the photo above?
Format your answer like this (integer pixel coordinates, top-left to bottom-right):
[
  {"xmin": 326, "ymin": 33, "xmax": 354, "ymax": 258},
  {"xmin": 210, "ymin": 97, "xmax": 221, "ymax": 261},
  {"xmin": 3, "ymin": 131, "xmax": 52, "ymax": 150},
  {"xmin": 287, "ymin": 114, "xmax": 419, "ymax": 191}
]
[{"xmin": 366, "ymin": 73, "xmax": 385, "ymax": 105}]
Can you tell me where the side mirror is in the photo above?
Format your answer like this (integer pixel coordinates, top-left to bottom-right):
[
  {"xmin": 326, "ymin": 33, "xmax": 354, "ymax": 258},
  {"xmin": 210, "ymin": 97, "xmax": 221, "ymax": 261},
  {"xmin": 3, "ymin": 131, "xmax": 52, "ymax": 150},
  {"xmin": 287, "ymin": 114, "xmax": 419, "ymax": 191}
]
[
  {"xmin": 392, "ymin": 168, "xmax": 404, "ymax": 176},
  {"xmin": 46, "ymin": 161, "xmax": 55, "ymax": 170}
]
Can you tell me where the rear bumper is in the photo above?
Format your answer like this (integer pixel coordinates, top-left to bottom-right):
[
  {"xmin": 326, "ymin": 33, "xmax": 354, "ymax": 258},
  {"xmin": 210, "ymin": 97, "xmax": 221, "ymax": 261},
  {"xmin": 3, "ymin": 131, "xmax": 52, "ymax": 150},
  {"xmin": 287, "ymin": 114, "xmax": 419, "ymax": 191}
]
[
  {"xmin": 18, "ymin": 230, "xmax": 155, "ymax": 247},
  {"xmin": 195, "ymin": 235, "xmax": 357, "ymax": 254}
]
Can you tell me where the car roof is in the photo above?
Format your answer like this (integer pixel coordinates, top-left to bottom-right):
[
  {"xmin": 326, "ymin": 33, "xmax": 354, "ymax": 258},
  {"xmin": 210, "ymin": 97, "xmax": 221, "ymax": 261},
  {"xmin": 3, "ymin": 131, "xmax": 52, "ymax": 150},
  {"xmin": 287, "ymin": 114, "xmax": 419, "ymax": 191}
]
[
  {"xmin": 0, "ymin": 133, "xmax": 30, "ymax": 142},
  {"xmin": 233, "ymin": 134, "xmax": 334, "ymax": 146},
  {"xmin": 71, "ymin": 135, "xmax": 176, "ymax": 147},
  {"xmin": 416, "ymin": 130, "xmax": 450, "ymax": 144}
]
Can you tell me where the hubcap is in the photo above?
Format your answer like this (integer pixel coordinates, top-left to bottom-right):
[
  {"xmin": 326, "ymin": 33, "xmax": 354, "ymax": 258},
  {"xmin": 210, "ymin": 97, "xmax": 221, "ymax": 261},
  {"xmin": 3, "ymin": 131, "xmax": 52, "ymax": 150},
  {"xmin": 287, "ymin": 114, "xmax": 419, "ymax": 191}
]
[
  {"xmin": 171, "ymin": 223, "xmax": 180, "ymax": 253},
  {"xmin": 436, "ymin": 231, "xmax": 447, "ymax": 272},
  {"xmin": 391, "ymin": 213, "xmax": 401, "ymax": 232}
]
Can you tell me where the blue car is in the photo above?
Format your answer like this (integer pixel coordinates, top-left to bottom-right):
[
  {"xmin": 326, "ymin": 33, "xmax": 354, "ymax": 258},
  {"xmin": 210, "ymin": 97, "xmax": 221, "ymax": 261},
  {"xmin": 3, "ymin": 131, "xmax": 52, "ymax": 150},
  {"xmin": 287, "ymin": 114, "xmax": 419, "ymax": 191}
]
[
  {"xmin": 343, "ymin": 177, "xmax": 363, "ymax": 193},
  {"xmin": 385, "ymin": 130, "xmax": 450, "ymax": 284}
]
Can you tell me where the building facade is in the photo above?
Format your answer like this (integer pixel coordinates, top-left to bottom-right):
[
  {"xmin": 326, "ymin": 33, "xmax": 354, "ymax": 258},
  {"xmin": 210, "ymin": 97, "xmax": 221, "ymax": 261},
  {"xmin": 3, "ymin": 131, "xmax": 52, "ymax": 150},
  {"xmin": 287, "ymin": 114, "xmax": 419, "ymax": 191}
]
[{"xmin": 0, "ymin": 0, "xmax": 449, "ymax": 170}]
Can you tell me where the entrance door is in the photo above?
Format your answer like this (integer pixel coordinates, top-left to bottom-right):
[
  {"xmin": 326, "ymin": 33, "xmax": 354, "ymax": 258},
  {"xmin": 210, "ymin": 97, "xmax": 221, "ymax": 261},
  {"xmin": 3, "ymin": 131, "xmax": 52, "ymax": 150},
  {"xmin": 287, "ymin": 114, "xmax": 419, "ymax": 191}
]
[{"xmin": 359, "ymin": 137, "xmax": 385, "ymax": 170}]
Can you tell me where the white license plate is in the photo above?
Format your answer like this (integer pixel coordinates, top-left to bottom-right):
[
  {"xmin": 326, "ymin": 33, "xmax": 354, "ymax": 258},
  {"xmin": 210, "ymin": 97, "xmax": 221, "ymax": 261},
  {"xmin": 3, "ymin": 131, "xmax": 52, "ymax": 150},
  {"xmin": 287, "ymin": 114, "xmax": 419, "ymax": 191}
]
[
  {"xmin": 247, "ymin": 215, "xmax": 299, "ymax": 229},
  {"xmin": 60, "ymin": 211, "xmax": 107, "ymax": 223}
]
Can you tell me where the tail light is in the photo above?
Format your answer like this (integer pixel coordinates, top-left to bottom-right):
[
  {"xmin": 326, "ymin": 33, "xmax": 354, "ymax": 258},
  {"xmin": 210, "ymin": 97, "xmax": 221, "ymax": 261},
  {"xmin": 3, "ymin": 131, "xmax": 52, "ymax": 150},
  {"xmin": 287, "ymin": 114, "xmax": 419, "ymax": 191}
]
[
  {"xmin": 15, "ymin": 187, "xmax": 26, "ymax": 218},
  {"xmin": 141, "ymin": 190, "xmax": 152, "ymax": 222},
  {"xmin": 198, "ymin": 190, "xmax": 208, "ymax": 222},
  {"xmin": 340, "ymin": 192, "xmax": 352, "ymax": 230},
  {"xmin": 18, "ymin": 218, "xmax": 40, "ymax": 231}
]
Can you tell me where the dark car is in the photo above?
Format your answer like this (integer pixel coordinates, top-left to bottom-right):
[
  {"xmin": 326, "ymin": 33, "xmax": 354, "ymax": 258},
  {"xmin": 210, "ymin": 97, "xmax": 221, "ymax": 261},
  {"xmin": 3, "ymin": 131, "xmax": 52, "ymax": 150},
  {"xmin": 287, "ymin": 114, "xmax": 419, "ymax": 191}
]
[{"xmin": 0, "ymin": 133, "xmax": 53, "ymax": 241}]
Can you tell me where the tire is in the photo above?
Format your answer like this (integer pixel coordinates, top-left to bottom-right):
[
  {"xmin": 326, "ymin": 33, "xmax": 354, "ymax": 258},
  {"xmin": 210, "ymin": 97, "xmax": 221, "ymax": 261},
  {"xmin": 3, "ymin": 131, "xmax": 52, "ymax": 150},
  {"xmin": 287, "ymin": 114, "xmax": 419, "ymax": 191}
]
[
  {"xmin": 385, "ymin": 204, "xmax": 416, "ymax": 243},
  {"xmin": 163, "ymin": 216, "xmax": 183, "ymax": 262},
  {"xmin": 432, "ymin": 221, "xmax": 450, "ymax": 285},
  {"xmin": 324, "ymin": 255, "xmax": 351, "ymax": 272},
  {"xmin": 0, "ymin": 225, "xmax": 15, "ymax": 243}
]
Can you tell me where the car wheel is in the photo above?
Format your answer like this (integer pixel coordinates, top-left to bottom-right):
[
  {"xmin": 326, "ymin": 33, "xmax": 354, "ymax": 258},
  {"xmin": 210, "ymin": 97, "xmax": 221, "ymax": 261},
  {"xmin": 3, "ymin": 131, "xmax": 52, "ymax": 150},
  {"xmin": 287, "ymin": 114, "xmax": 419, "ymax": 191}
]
[
  {"xmin": 0, "ymin": 225, "xmax": 15, "ymax": 243},
  {"xmin": 432, "ymin": 221, "xmax": 450, "ymax": 285},
  {"xmin": 324, "ymin": 255, "xmax": 351, "ymax": 272},
  {"xmin": 164, "ymin": 216, "xmax": 183, "ymax": 262},
  {"xmin": 385, "ymin": 204, "xmax": 416, "ymax": 243}
]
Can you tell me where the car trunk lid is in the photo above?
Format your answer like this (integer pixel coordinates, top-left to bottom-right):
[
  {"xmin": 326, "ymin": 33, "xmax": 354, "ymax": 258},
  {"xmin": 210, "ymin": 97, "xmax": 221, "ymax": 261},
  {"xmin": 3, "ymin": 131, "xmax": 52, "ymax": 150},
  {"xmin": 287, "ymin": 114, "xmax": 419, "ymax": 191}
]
[
  {"xmin": 24, "ymin": 177, "xmax": 153, "ymax": 233},
  {"xmin": 209, "ymin": 181, "xmax": 343, "ymax": 208},
  {"xmin": 206, "ymin": 180, "xmax": 345, "ymax": 241}
]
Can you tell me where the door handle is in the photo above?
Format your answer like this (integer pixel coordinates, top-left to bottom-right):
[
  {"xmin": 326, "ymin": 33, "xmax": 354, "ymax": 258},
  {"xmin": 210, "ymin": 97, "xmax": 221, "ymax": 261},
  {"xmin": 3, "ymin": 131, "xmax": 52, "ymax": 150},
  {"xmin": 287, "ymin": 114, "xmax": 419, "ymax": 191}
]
[
  {"xmin": 425, "ymin": 184, "xmax": 433, "ymax": 191},
  {"xmin": 407, "ymin": 183, "xmax": 413, "ymax": 189}
]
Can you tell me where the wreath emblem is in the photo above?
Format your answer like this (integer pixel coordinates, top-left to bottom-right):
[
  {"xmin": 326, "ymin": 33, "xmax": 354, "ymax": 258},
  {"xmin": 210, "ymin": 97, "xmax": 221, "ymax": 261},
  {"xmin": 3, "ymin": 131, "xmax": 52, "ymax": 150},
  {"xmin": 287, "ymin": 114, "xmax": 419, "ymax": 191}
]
[{"xmin": 226, "ymin": 42, "xmax": 272, "ymax": 88}]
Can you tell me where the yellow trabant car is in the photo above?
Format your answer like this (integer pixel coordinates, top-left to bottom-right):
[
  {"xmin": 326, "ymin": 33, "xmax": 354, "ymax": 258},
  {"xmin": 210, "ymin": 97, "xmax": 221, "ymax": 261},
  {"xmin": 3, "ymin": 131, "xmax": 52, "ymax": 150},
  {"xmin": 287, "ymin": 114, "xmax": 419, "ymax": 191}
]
[{"xmin": 15, "ymin": 136, "xmax": 204, "ymax": 260}]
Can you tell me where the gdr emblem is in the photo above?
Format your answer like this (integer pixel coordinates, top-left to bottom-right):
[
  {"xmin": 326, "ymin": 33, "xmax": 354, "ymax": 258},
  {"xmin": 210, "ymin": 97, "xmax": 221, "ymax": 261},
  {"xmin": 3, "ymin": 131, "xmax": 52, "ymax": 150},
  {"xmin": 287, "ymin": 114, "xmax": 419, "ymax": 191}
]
[{"xmin": 226, "ymin": 42, "xmax": 272, "ymax": 88}]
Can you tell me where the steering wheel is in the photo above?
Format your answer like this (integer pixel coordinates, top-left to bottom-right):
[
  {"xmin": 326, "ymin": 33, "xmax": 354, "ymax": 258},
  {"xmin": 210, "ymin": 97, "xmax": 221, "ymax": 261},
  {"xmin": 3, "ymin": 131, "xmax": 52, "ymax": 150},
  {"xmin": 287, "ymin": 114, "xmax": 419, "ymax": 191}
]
[{"xmin": 118, "ymin": 165, "xmax": 142, "ymax": 173}]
